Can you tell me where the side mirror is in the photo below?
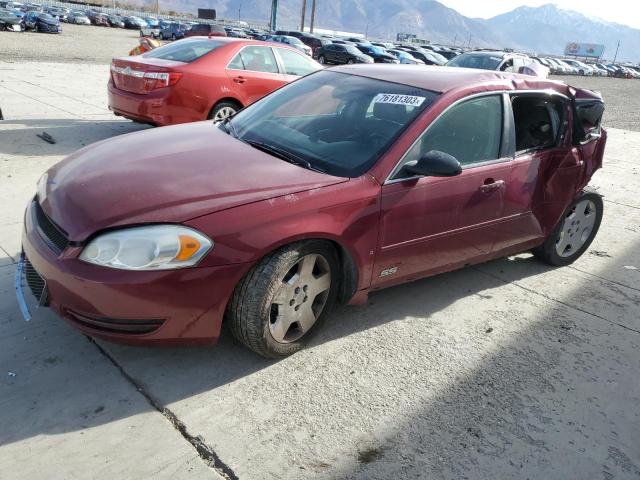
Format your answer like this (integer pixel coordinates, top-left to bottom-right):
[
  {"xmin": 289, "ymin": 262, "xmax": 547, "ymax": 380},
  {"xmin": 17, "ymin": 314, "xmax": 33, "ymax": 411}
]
[{"xmin": 403, "ymin": 150, "xmax": 462, "ymax": 177}]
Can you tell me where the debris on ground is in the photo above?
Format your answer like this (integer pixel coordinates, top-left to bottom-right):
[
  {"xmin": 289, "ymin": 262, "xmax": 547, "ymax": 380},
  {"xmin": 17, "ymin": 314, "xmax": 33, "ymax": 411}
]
[
  {"xmin": 7, "ymin": 371, "xmax": 16, "ymax": 377},
  {"xmin": 590, "ymin": 250, "xmax": 612, "ymax": 258},
  {"xmin": 623, "ymin": 265, "xmax": 638, "ymax": 271},
  {"xmin": 36, "ymin": 131, "xmax": 56, "ymax": 144}
]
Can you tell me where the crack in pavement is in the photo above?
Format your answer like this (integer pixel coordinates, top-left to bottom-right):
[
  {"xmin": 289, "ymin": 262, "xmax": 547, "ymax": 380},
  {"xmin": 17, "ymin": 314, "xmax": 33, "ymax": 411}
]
[
  {"xmin": 85, "ymin": 336, "xmax": 239, "ymax": 480},
  {"xmin": 603, "ymin": 198, "xmax": 640, "ymax": 210},
  {"xmin": 474, "ymin": 267, "xmax": 640, "ymax": 335},
  {"xmin": 567, "ymin": 264, "xmax": 640, "ymax": 293}
]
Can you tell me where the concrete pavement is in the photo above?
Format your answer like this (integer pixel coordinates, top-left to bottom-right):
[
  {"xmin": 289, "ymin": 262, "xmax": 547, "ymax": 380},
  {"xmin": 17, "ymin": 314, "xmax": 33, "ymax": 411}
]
[{"xmin": 1, "ymin": 62, "xmax": 639, "ymax": 479}]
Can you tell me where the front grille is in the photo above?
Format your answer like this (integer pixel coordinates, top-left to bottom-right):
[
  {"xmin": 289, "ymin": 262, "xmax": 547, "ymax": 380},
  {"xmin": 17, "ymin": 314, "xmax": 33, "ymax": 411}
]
[
  {"xmin": 33, "ymin": 200, "xmax": 69, "ymax": 254},
  {"xmin": 24, "ymin": 257, "xmax": 48, "ymax": 305},
  {"xmin": 66, "ymin": 310, "xmax": 165, "ymax": 335}
]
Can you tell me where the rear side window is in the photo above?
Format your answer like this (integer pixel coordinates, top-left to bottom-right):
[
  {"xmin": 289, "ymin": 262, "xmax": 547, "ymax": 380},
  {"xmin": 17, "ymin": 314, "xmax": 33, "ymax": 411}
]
[
  {"xmin": 277, "ymin": 48, "xmax": 319, "ymax": 76},
  {"xmin": 228, "ymin": 46, "xmax": 279, "ymax": 74},
  {"xmin": 511, "ymin": 95, "xmax": 564, "ymax": 153},
  {"xmin": 144, "ymin": 39, "xmax": 223, "ymax": 62}
]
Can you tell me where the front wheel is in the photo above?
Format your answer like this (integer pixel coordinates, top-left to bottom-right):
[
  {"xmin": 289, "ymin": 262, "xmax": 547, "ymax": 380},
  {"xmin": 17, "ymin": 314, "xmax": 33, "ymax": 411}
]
[
  {"xmin": 227, "ymin": 241, "xmax": 339, "ymax": 358},
  {"xmin": 347, "ymin": 59, "xmax": 355, "ymax": 64},
  {"xmin": 533, "ymin": 190, "xmax": 603, "ymax": 266},
  {"xmin": 318, "ymin": 55, "xmax": 326, "ymax": 64}
]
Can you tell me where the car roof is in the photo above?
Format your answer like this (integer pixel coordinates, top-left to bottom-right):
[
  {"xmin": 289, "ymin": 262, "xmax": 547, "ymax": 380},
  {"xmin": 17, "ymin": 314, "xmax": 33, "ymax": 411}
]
[{"xmin": 330, "ymin": 65, "xmax": 564, "ymax": 94}]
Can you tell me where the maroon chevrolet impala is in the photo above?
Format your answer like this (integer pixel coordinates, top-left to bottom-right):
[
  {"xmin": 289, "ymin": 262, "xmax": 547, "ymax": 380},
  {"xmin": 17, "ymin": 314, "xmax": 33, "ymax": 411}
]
[{"xmin": 17, "ymin": 66, "xmax": 606, "ymax": 358}]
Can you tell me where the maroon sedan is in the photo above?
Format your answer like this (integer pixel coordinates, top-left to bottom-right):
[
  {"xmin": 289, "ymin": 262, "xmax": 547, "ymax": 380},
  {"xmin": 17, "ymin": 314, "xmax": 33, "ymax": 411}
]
[
  {"xmin": 18, "ymin": 66, "xmax": 606, "ymax": 358},
  {"xmin": 108, "ymin": 37, "xmax": 321, "ymax": 126}
]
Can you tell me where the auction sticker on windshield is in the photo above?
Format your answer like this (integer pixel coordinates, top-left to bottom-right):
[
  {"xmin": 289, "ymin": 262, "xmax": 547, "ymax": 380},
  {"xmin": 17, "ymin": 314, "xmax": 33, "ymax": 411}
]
[{"xmin": 373, "ymin": 93, "xmax": 426, "ymax": 107}]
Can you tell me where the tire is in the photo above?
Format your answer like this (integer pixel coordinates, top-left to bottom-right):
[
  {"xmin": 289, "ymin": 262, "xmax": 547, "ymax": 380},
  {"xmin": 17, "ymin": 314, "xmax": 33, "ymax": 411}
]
[
  {"xmin": 208, "ymin": 101, "xmax": 239, "ymax": 123},
  {"xmin": 532, "ymin": 190, "xmax": 603, "ymax": 266},
  {"xmin": 318, "ymin": 55, "xmax": 325, "ymax": 64},
  {"xmin": 347, "ymin": 59, "xmax": 355, "ymax": 64},
  {"xmin": 171, "ymin": 33, "xmax": 176, "ymax": 41},
  {"xmin": 227, "ymin": 240, "xmax": 340, "ymax": 358}
]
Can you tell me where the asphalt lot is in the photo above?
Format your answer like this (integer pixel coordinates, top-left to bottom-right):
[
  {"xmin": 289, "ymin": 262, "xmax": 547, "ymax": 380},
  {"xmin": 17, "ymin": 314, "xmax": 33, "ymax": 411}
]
[{"xmin": 1, "ymin": 54, "xmax": 640, "ymax": 479}]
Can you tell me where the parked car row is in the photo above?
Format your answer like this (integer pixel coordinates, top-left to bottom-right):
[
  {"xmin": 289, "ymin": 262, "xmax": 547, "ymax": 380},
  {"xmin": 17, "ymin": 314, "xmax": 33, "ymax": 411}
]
[{"xmin": 531, "ymin": 56, "xmax": 640, "ymax": 78}]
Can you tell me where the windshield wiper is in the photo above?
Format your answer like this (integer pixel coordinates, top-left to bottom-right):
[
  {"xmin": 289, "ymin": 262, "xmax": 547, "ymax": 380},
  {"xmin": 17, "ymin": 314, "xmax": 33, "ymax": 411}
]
[
  {"xmin": 219, "ymin": 116, "xmax": 239, "ymax": 138},
  {"xmin": 245, "ymin": 140, "xmax": 325, "ymax": 173}
]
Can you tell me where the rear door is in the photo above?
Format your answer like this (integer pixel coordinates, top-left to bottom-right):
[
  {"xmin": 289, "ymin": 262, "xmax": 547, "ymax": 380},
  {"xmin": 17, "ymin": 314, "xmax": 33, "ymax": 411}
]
[{"xmin": 225, "ymin": 45, "xmax": 287, "ymax": 105}]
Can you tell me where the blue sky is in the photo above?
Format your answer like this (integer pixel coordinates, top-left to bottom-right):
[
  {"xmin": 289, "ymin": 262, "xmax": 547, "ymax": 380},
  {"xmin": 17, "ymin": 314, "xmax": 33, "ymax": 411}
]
[{"xmin": 440, "ymin": 1, "xmax": 640, "ymax": 29}]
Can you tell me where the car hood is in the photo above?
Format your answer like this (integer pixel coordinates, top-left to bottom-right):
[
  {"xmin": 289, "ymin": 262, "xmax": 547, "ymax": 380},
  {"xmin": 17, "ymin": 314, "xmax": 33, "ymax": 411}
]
[{"xmin": 41, "ymin": 122, "xmax": 348, "ymax": 241}]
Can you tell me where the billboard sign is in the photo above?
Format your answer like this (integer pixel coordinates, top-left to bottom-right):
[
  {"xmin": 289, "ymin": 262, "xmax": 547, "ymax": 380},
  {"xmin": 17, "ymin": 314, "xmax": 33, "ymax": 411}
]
[
  {"xmin": 564, "ymin": 42, "xmax": 605, "ymax": 58},
  {"xmin": 198, "ymin": 8, "xmax": 216, "ymax": 20}
]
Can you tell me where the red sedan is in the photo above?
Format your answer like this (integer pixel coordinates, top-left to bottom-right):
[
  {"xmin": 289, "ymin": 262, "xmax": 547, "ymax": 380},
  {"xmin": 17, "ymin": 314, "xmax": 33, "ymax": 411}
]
[
  {"xmin": 108, "ymin": 37, "xmax": 322, "ymax": 126},
  {"xmin": 19, "ymin": 66, "xmax": 606, "ymax": 358}
]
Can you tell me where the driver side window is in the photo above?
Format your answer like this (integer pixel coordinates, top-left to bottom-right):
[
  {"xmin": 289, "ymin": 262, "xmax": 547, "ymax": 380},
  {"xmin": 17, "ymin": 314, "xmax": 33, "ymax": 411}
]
[{"xmin": 392, "ymin": 95, "xmax": 503, "ymax": 179}]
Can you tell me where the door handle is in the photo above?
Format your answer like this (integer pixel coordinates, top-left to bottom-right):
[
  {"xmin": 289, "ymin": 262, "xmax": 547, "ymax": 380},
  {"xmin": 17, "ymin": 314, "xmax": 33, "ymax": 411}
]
[
  {"xmin": 233, "ymin": 76, "xmax": 246, "ymax": 84},
  {"xmin": 479, "ymin": 179, "xmax": 505, "ymax": 193}
]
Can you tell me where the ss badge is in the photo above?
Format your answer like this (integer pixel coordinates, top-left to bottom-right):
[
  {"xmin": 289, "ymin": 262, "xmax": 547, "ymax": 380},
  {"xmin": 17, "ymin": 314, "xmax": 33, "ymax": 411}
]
[{"xmin": 380, "ymin": 267, "xmax": 398, "ymax": 277}]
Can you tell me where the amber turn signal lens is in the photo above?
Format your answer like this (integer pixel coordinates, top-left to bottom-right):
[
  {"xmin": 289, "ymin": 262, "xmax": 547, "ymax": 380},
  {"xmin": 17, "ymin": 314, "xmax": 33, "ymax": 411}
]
[{"xmin": 176, "ymin": 235, "xmax": 201, "ymax": 261}]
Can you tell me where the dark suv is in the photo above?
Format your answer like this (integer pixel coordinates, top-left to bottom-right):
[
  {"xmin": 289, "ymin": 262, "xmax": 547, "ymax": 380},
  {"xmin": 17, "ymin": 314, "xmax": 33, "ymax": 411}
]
[
  {"xmin": 184, "ymin": 23, "xmax": 226, "ymax": 37},
  {"xmin": 299, "ymin": 35, "xmax": 331, "ymax": 55},
  {"xmin": 315, "ymin": 43, "xmax": 374, "ymax": 65}
]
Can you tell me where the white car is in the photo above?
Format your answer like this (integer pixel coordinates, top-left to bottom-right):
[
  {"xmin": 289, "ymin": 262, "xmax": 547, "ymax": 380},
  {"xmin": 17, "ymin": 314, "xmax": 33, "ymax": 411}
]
[{"xmin": 563, "ymin": 59, "xmax": 594, "ymax": 76}]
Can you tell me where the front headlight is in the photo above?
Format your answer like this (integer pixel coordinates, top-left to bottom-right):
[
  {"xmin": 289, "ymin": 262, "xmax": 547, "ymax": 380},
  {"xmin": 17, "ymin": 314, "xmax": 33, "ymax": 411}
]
[{"xmin": 79, "ymin": 225, "xmax": 212, "ymax": 270}]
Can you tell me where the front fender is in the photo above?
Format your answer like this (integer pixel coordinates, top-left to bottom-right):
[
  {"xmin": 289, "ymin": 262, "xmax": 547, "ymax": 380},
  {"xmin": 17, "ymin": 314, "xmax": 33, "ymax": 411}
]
[{"xmin": 185, "ymin": 176, "xmax": 381, "ymax": 292}]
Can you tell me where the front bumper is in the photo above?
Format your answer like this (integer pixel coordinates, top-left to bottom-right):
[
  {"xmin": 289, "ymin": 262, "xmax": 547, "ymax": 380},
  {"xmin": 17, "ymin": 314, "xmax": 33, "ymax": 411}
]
[
  {"xmin": 38, "ymin": 22, "xmax": 61, "ymax": 33},
  {"xmin": 19, "ymin": 200, "xmax": 251, "ymax": 346}
]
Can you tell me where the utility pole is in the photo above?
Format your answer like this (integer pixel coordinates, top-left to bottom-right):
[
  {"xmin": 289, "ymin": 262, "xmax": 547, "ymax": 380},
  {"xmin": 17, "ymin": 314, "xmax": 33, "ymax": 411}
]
[
  {"xmin": 365, "ymin": 20, "xmax": 369, "ymax": 39},
  {"xmin": 300, "ymin": 0, "xmax": 307, "ymax": 31},
  {"xmin": 613, "ymin": 40, "xmax": 620, "ymax": 63},
  {"xmin": 270, "ymin": 0, "xmax": 279, "ymax": 31},
  {"xmin": 309, "ymin": 0, "xmax": 316, "ymax": 33},
  {"xmin": 238, "ymin": 2, "xmax": 241, "ymax": 21},
  {"xmin": 156, "ymin": 0, "xmax": 159, "ymax": 15},
  {"xmin": 452, "ymin": 33, "xmax": 457, "ymax": 47}
]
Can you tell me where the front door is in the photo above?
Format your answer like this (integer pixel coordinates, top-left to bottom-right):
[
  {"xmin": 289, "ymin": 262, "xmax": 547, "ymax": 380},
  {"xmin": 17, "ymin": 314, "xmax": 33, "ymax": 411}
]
[{"xmin": 373, "ymin": 94, "xmax": 510, "ymax": 287}]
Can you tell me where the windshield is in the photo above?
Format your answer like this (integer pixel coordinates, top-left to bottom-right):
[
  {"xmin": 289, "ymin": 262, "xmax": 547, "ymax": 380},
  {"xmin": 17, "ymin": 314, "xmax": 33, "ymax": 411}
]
[
  {"xmin": 287, "ymin": 36, "xmax": 303, "ymax": 45},
  {"xmin": 447, "ymin": 53, "xmax": 503, "ymax": 70},
  {"xmin": 227, "ymin": 71, "xmax": 438, "ymax": 178}
]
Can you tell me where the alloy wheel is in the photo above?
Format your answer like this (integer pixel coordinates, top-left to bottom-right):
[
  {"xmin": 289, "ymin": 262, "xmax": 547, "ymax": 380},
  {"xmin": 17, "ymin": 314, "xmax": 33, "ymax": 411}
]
[
  {"xmin": 555, "ymin": 199, "xmax": 597, "ymax": 257},
  {"xmin": 268, "ymin": 253, "xmax": 331, "ymax": 343},
  {"xmin": 212, "ymin": 106, "xmax": 237, "ymax": 124}
]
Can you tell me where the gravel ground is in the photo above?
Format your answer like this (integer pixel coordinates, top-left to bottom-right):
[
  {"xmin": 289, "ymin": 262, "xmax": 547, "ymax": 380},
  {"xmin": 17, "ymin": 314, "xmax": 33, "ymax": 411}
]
[
  {"xmin": 553, "ymin": 75, "xmax": 640, "ymax": 131},
  {"xmin": 0, "ymin": 23, "xmax": 141, "ymax": 64},
  {"xmin": 2, "ymin": 27, "xmax": 640, "ymax": 130}
]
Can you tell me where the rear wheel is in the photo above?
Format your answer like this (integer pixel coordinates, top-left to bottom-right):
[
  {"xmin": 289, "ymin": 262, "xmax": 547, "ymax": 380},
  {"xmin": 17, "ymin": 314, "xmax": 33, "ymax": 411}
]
[
  {"xmin": 171, "ymin": 33, "xmax": 176, "ymax": 41},
  {"xmin": 347, "ymin": 59, "xmax": 355, "ymax": 64},
  {"xmin": 227, "ymin": 241, "xmax": 339, "ymax": 358},
  {"xmin": 318, "ymin": 55, "xmax": 326, "ymax": 64},
  {"xmin": 208, "ymin": 101, "xmax": 239, "ymax": 124},
  {"xmin": 533, "ymin": 190, "xmax": 603, "ymax": 266}
]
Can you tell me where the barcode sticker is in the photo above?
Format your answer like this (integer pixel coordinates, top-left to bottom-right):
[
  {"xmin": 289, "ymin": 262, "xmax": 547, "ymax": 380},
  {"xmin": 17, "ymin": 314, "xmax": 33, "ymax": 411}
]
[{"xmin": 373, "ymin": 93, "xmax": 426, "ymax": 107}]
